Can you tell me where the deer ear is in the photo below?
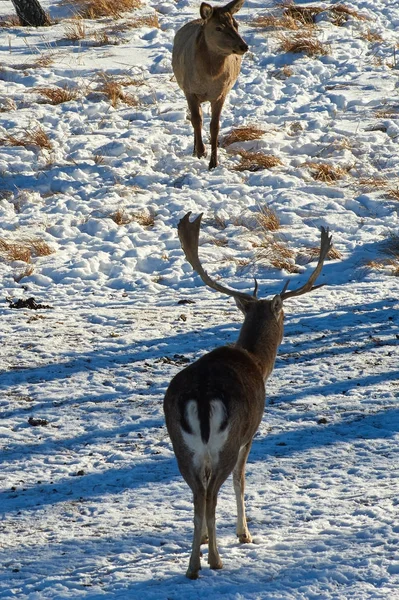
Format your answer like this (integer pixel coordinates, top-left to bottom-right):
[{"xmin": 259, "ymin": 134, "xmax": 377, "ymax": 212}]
[
  {"xmin": 200, "ymin": 3, "xmax": 213, "ymax": 20},
  {"xmin": 271, "ymin": 295, "xmax": 283, "ymax": 318},
  {"xmin": 223, "ymin": 0, "xmax": 245, "ymax": 15},
  {"xmin": 235, "ymin": 296, "xmax": 252, "ymax": 315}
]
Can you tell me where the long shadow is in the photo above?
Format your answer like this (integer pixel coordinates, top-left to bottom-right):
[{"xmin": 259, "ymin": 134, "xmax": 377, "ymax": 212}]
[{"xmin": 0, "ymin": 451, "xmax": 177, "ymax": 516}]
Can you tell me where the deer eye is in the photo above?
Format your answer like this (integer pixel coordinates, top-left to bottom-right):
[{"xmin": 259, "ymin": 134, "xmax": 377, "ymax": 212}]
[{"xmin": 215, "ymin": 26, "xmax": 223, "ymax": 31}]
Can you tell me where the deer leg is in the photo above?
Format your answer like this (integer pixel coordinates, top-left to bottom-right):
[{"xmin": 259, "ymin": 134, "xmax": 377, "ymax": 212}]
[
  {"xmin": 206, "ymin": 485, "xmax": 223, "ymax": 570},
  {"xmin": 186, "ymin": 488, "xmax": 206, "ymax": 579},
  {"xmin": 186, "ymin": 94, "xmax": 206, "ymax": 159},
  {"xmin": 209, "ymin": 97, "xmax": 225, "ymax": 170},
  {"xmin": 233, "ymin": 442, "xmax": 253, "ymax": 543}
]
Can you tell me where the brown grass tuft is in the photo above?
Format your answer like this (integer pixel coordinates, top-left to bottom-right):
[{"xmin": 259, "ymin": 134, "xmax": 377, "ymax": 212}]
[
  {"xmin": 386, "ymin": 188, "xmax": 399, "ymax": 201},
  {"xmin": 329, "ymin": 4, "xmax": 367, "ymax": 26},
  {"xmin": 361, "ymin": 29, "xmax": 383, "ymax": 44},
  {"xmin": 222, "ymin": 125, "xmax": 265, "ymax": 147},
  {"xmin": 306, "ymin": 245, "xmax": 343, "ymax": 261},
  {"xmin": 35, "ymin": 86, "xmax": 79, "ymax": 104},
  {"xmin": 0, "ymin": 237, "xmax": 54, "ymax": 263},
  {"xmin": 132, "ymin": 210, "xmax": 156, "ymax": 228},
  {"xmin": 0, "ymin": 14, "xmax": 21, "ymax": 27},
  {"xmin": 99, "ymin": 75, "xmax": 139, "ymax": 108},
  {"xmin": 254, "ymin": 236, "xmax": 298, "ymax": 273},
  {"xmin": 109, "ymin": 209, "xmax": 131, "ymax": 225},
  {"xmin": 305, "ymin": 162, "xmax": 350, "ymax": 183},
  {"xmin": 251, "ymin": 14, "xmax": 300, "ymax": 30},
  {"xmin": 64, "ymin": 0, "xmax": 142, "ymax": 19},
  {"xmin": 283, "ymin": 5, "xmax": 324, "ymax": 25},
  {"xmin": 358, "ymin": 177, "xmax": 388, "ymax": 189},
  {"xmin": 278, "ymin": 32, "xmax": 329, "ymax": 57},
  {"xmin": 14, "ymin": 265, "xmax": 35, "ymax": 282},
  {"xmin": 64, "ymin": 18, "xmax": 86, "ymax": 41},
  {"xmin": 1, "ymin": 126, "xmax": 52, "ymax": 151},
  {"xmin": 234, "ymin": 150, "xmax": 282, "ymax": 172},
  {"xmin": 256, "ymin": 205, "xmax": 281, "ymax": 232},
  {"xmin": 366, "ymin": 258, "xmax": 399, "ymax": 276}
]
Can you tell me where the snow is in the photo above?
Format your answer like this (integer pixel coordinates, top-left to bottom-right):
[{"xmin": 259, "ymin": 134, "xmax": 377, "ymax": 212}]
[{"xmin": 0, "ymin": 0, "xmax": 399, "ymax": 598}]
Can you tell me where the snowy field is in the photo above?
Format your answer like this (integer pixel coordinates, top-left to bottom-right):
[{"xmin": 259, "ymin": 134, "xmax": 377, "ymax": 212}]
[{"xmin": 1, "ymin": 0, "xmax": 399, "ymax": 598}]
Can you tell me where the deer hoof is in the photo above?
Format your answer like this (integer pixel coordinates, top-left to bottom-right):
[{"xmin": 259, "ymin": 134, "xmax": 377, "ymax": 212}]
[
  {"xmin": 209, "ymin": 558, "xmax": 223, "ymax": 570},
  {"xmin": 208, "ymin": 158, "xmax": 217, "ymax": 170},
  {"xmin": 238, "ymin": 533, "xmax": 252, "ymax": 544}
]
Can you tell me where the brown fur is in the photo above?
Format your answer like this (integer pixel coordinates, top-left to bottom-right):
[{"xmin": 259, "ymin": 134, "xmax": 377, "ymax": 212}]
[
  {"xmin": 172, "ymin": 1, "xmax": 248, "ymax": 169},
  {"xmin": 164, "ymin": 297, "xmax": 284, "ymax": 579}
]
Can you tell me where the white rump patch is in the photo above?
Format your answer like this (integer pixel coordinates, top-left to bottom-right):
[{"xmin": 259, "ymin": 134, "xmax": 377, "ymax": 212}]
[{"xmin": 182, "ymin": 399, "xmax": 229, "ymax": 472}]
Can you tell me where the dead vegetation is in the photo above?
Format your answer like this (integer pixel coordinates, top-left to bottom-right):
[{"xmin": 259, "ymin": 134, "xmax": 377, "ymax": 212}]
[
  {"xmin": 222, "ymin": 125, "xmax": 266, "ymax": 147},
  {"xmin": 0, "ymin": 237, "xmax": 54, "ymax": 264},
  {"xmin": 366, "ymin": 234, "xmax": 399, "ymax": 276},
  {"xmin": 251, "ymin": 14, "xmax": 300, "ymax": 31},
  {"xmin": 63, "ymin": 0, "xmax": 142, "ymax": 19},
  {"xmin": 234, "ymin": 150, "xmax": 282, "ymax": 172},
  {"xmin": 35, "ymin": 86, "xmax": 79, "ymax": 105},
  {"xmin": 253, "ymin": 236, "xmax": 298, "ymax": 273},
  {"xmin": 99, "ymin": 75, "xmax": 139, "ymax": 108},
  {"xmin": 361, "ymin": 29, "xmax": 383, "ymax": 44},
  {"xmin": 305, "ymin": 162, "xmax": 351, "ymax": 183},
  {"xmin": 0, "ymin": 126, "xmax": 52, "ymax": 152},
  {"xmin": 283, "ymin": 3, "xmax": 367, "ymax": 26},
  {"xmin": 64, "ymin": 18, "xmax": 87, "ymax": 41},
  {"xmin": 256, "ymin": 205, "xmax": 281, "ymax": 232},
  {"xmin": 109, "ymin": 209, "xmax": 156, "ymax": 228},
  {"xmin": 278, "ymin": 32, "xmax": 329, "ymax": 57},
  {"xmin": 305, "ymin": 244, "xmax": 343, "ymax": 261},
  {"xmin": 386, "ymin": 188, "xmax": 399, "ymax": 201}
]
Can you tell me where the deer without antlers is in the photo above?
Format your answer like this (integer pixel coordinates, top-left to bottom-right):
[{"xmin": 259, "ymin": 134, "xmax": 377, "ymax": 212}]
[
  {"xmin": 172, "ymin": 0, "xmax": 248, "ymax": 170},
  {"xmin": 164, "ymin": 213, "xmax": 332, "ymax": 578}
]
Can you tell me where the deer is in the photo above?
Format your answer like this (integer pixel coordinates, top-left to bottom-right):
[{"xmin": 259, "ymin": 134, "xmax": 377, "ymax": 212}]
[
  {"xmin": 172, "ymin": 0, "xmax": 248, "ymax": 170},
  {"xmin": 163, "ymin": 212, "xmax": 333, "ymax": 579}
]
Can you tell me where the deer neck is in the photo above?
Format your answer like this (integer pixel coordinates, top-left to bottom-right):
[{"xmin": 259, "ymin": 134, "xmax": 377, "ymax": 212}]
[
  {"xmin": 197, "ymin": 29, "xmax": 227, "ymax": 77},
  {"xmin": 235, "ymin": 321, "xmax": 283, "ymax": 381}
]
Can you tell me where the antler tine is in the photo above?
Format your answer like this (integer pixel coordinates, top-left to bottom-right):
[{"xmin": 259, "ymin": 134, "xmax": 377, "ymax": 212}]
[
  {"xmin": 279, "ymin": 226, "xmax": 332, "ymax": 301},
  {"xmin": 178, "ymin": 212, "xmax": 256, "ymax": 302}
]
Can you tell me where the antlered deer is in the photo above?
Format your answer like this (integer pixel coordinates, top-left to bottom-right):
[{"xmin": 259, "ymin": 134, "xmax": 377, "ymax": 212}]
[
  {"xmin": 164, "ymin": 212, "xmax": 333, "ymax": 579},
  {"xmin": 172, "ymin": 1, "xmax": 248, "ymax": 170}
]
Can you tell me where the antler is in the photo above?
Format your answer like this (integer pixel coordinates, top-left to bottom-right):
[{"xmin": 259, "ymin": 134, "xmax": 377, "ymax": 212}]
[
  {"xmin": 279, "ymin": 226, "xmax": 332, "ymax": 301},
  {"xmin": 178, "ymin": 212, "xmax": 256, "ymax": 302}
]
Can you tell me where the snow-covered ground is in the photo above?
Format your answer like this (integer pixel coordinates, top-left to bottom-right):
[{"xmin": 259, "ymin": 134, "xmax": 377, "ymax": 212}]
[{"xmin": 1, "ymin": 0, "xmax": 399, "ymax": 598}]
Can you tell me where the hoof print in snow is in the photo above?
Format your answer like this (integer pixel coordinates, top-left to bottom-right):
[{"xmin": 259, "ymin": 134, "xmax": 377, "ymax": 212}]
[
  {"xmin": 8, "ymin": 297, "xmax": 52, "ymax": 310},
  {"xmin": 177, "ymin": 299, "xmax": 195, "ymax": 305}
]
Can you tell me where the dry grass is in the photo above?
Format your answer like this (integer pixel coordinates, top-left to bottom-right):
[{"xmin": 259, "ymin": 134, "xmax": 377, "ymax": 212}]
[
  {"xmin": 0, "ymin": 14, "xmax": 21, "ymax": 27},
  {"xmin": 329, "ymin": 4, "xmax": 367, "ymax": 26},
  {"xmin": 361, "ymin": 29, "xmax": 383, "ymax": 44},
  {"xmin": 109, "ymin": 209, "xmax": 131, "ymax": 225},
  {"xmin": 358, "ymin": 177, "xmax": 388, "ymax": 189},
  {"xmin": 256, "ymin": 205, "xmax": 281, "ymax": 232},
  {"xmin": 31, "ymin": 53, "xmax": 56, "ymax": 68},
  {"xmin": 35, "ymin": 86, "xmax": 79, "ymax": 105},
  {"xmin": 283, "ymin": 4, "xmax": 366, "ymax": 26},
  {"xmin": 367, "ymin": 258, "xmax": 399, "ymax": 276},
  {"xmin": 305, "ymin": 162, "xmax": 350, "ymax": 183},
  {"xmin": 366, "ymin": 234, "xmax": 399, "ymax": 276},
  {"xmin": 254, "ymin": 236, "xmax": 298, "ymax": 273},
  {"xmin": 0, "ymin": 237, "xmax": 54, "ymax": 263},
  {"xmin": 222, "ymin": 125, "xmax": 265, "ymax": 148},
  {"xmin": 283, "ymin": 5, "xmax": 324, "ymax": 25},
  {"xmin": 14, "ymin": 265, "xmax": 35, "ymax": 283},
  {"xmin": 132, "ymin": 210, "xmax": 156, "ymax": 228},
  {"xmin": 91, "ymin": 30, "xmax": 120, "ymax": 45},
  {"xmin": 386, "ymin": 188, "xmax": 399, "ymax": 201},
  {"xmin": 234, "ymin": 150, "xmax": 282, "ymax": 172},
  {"xmin": 63, "ymin": 0, "xmax": 142, "ymax": 19},
  {"xmin": 99, "ymin": 75, "xmax": 139, "ymax": 108},
  {"xmin": 305, "ymin": 245, "xmax": 343, "ymax": 261},
  {"xmin": 1, "ymin": 126, "xmax": 52, "ymax": 151},
  {"xmin": 209, "ymin": 237, "xmax": 229, "ymax": 247},
  {"xmin": 251, "ymin": 14, "xmax": 300, "ymax": 30},
  {"xmin": 278, "ymin": 32, "xmax": 329, "ymax": 57},
  {"xmin": 64, "ymin": 18, "xmax": 86, "ymax": 41}
]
